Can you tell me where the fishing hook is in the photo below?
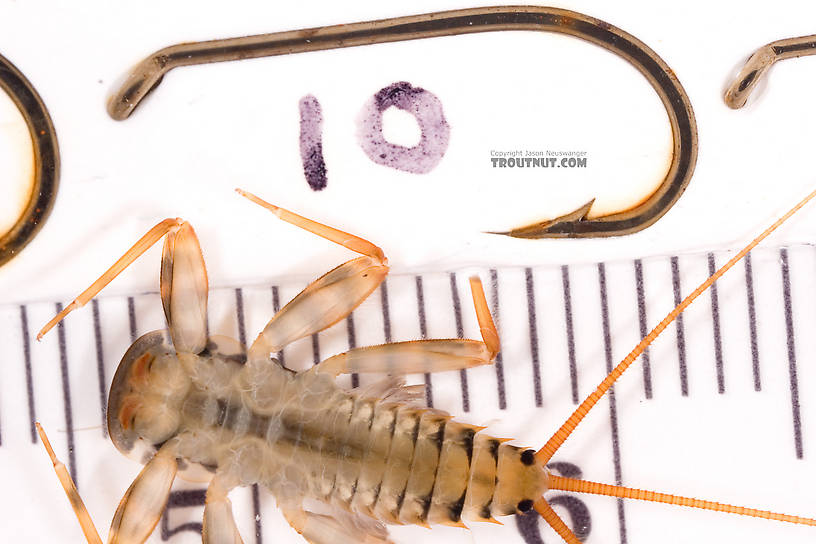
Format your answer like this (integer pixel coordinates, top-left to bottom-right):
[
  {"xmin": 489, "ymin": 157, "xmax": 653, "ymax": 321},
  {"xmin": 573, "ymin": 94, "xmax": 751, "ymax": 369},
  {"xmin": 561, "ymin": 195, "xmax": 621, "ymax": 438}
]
[
  {"xmin": 725, "ymin": 34, "xmax": 816, "ymax": 109},
  {"xmin": 0, "ymin": 53, "xmax": 59, "ymax": 266},
  {"xmin": 108, "ymin": 6, "xmax": 697, "ymax": 238}
]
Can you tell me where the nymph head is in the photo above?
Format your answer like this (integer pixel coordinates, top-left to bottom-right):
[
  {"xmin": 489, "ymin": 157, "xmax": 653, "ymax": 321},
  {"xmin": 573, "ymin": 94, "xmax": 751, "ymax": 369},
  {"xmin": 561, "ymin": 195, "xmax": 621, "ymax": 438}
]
[{"xmin": 107, "ymin": 330, "xmax": 190, "ymax": 463}]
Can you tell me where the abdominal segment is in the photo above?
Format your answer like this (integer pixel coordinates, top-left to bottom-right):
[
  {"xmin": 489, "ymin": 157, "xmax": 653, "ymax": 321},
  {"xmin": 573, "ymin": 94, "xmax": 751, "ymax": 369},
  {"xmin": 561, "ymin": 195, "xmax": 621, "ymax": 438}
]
[{"xmin": 178, "ymin": 363, "xmax": 548, "ymax": 526}]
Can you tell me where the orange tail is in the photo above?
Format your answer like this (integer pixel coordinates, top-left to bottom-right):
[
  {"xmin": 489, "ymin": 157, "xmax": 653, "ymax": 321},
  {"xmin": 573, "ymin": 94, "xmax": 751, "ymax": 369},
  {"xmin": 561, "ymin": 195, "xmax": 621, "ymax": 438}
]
[{"xmin": 533, "ymin": 188, "xmax": 816, "ymax": 543}]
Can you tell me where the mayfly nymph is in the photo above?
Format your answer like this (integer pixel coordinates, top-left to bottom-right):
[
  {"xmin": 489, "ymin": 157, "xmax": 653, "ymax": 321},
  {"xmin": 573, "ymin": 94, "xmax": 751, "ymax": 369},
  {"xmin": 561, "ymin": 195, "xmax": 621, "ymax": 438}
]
[{"xmin": 37, "ymin": 188, "xmax": 816, "ymax": 543}]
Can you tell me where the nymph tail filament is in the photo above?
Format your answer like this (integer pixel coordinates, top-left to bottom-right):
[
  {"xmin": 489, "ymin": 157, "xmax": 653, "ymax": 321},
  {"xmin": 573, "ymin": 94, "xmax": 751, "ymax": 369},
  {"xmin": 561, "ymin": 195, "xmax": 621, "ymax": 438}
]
[
  {"xmin": 533, "ymin": 187, "xmax": 816, "ymax": 543},
  {"xmin": 548, "ymin": 475, "xmax": 816, "ymax": 527}
]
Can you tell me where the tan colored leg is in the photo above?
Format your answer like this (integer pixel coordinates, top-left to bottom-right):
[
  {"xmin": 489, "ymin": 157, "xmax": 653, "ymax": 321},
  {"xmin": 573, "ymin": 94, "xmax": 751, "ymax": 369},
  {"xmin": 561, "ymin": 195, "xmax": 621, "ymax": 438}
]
[
  {"xmin": 282, "ymin": 506, "xmax": 392, "ymax": 544},
  {"xmin": 315, "ymin": 339, "xmax": 493, "ymax": 377},
  {"xmin": 202, "ymin": 476, "xmax": 244, "ymax": 544},
  {"xmin": 36, "ymin": 423, "xmax": 103, "ymax": 544},
  {"xmin": 313, "ymin": 276, "xmax": 499, "ymax": 377},
  {"xmin": 250, "ymin": 256, "xmax": 388, "ymax": 359},
  {"xmin": 160, "ymin": 222, "xmax": 209, "ymax": 354},
  {"xmin": 469, "ymin": 276, "xmax": 500, "ymax": 358},
  {"xmin": 107, "ymin": 444, "xmax": 178, "ymax": 544},
  {"xmin": 37, "ymin": 218, "xmax": 183, "ymax": 340},
  {"xmin": 237, "ymin": 190, "xmax": 390, "ymax": 360},
  {"xmin": 236, "ymin": 189, "xmax": 386, "ymax": 264},
  {"xmin": 37, "ymin": 218, "xmax": 210, "ymax": 356}
]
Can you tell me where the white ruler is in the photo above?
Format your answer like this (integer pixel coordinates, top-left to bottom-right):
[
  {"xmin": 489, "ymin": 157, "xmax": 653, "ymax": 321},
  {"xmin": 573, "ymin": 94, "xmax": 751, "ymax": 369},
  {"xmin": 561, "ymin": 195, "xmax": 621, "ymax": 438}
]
[{"xmin": 1, "ymin": 243, "xmax": 815, "ymax": 543}]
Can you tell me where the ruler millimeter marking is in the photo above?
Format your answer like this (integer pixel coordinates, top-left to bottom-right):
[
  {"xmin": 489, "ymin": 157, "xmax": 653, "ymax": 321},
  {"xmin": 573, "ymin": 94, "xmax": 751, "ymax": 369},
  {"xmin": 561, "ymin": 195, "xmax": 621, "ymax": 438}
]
[{"xmin": 2, "ymin": 245, "xmax": 816, "ymax": 542}]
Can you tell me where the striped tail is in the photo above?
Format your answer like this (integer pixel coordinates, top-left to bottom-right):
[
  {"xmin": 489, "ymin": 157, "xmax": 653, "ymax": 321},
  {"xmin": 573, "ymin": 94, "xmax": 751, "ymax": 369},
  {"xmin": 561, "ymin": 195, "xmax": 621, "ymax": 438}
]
[{"xmin": 531, "ymin": 188, "xmax": 816, "ymax": 543}]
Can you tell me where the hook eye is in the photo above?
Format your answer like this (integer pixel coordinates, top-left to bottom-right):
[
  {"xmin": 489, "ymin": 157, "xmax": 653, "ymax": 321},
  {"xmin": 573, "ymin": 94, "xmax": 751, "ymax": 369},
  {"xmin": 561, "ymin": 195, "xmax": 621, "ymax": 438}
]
[
  {"xmin": 0, "ymin": 53, "xmax": 59, "ymax": 266},
  {"xmin": 725, "ymin": 34, "xmax": 816, "ymax": 109}
]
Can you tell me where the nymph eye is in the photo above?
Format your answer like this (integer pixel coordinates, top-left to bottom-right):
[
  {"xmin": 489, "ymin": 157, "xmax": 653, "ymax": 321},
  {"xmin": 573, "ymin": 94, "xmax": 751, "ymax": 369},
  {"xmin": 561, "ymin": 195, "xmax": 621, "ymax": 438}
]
[
  {"xmin": 517, "ymin": 499, "xmax": 534, "ymax": 513},
  {"xmin": 118, "ymin": 395, "xmax": 142, "ymax": 431},
  {"xmin": 129, "ymin": 352, "xmax": 154, "ymax": 386}
]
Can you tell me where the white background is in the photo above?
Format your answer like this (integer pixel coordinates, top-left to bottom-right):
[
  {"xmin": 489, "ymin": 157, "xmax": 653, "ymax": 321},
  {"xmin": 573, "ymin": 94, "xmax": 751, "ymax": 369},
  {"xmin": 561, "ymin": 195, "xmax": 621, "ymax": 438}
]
[
  {"xmin": 0, "ymin": 0, "xmax": 815, "ymax": 304},
  {"xmin": 1, "ymin": 1, "xmax": 816, "ymax": 544}
]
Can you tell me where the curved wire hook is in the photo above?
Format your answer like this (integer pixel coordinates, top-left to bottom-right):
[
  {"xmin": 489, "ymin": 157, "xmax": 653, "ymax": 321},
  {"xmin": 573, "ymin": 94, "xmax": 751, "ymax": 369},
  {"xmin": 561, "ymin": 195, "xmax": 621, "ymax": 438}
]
[
  {"xmin": 0, "ymin": 53, "xmax": 60, "ymax": 266},
  {"xmin": 108, "ymin": 6, "xmax": 697, "ymax": 238},
  {"xmin": 725, "ymin": 35, "xmax": 816, "ymax": 109}
]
